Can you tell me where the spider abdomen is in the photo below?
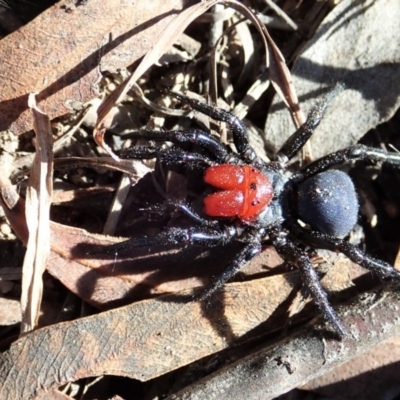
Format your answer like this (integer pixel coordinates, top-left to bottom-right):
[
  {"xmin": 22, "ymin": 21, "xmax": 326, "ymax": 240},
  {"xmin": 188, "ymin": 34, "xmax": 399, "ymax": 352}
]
[
  {"xmin": 203, "ymin": 165, "xmax": 273, "ymax": 221},
  {"xmin": 297, "ymin": 170, "xmax": 359, "ymax": 237}
]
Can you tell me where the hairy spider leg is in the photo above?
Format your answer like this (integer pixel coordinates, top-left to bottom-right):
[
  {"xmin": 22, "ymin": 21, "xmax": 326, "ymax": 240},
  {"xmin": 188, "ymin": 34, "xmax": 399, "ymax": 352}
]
[
  {"xmin": 196, "ymin": 242, "xmax": 262, "ymax": 301},
  {"xmin": 120, "ymin": 146, "xmax": 216, "ymax": 169},
  {"xmin": 270, "ymin": 229, "xmax": 347, "ymax": 337},
  {"xmin": 295, "ymin": 143, "xmax": 400, "ymax": 180},
  {"xmin": 98, "ymin": 219, "xmax": 264, "ymax": 306},
  {"xmin": 276, "ymin": 83, "xmax": 344, "ymax": 163},
  {"xmin": 100, "ymin": 225, "xmax": 237, "ymax": 256},
  {"xmin": 121, "ymin": 129, "xmax": 230, "ymax": 163},
  {"xmin": 141, "ymin": 201, "xmax": 220, "ymax": 228},
  {"xmin": 288, "ymin": 223, "xmax": 400, "ymax": 281},
  {"xmin": 169, "ymin": 92, "xmax": 256, "ymax": 163},
  {"xmin": 138, "ymin": 200, "xmax": 270, "ymax": 300}
]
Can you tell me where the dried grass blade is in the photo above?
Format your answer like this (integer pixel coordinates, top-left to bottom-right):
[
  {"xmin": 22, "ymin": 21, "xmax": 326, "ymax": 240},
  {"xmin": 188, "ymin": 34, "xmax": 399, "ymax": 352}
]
[
  {"xmin": 222, "ymin": 0, "xmax": 303, "ymax": 125},
  {"xmin": 260, "ymin": 24, "xmax": 305, "ymax": 126},
  {"xmin": 20, "ymin": 95, "xmax": 53, "ymax": 334}
]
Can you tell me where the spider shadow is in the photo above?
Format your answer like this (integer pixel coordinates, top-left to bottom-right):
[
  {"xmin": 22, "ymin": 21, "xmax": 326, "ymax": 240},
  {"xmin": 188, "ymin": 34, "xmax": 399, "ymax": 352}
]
[{"xmin": 72, "ymin": 240, "xmax": 299, "ymax": 344}]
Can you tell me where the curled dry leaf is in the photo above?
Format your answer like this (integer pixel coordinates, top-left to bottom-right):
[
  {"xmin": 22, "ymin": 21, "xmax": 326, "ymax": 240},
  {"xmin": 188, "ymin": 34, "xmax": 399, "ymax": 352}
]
[
  {"xmin": 0, "ymin": 0, "xmax": 186, "ymax": 135},
  {"xmin": 0, "ymin": 178, "xmax": 29, "ymax": 244},
  {"xmin": 20, "ymin": 96, "xmax": 53, "ymax": 334}
]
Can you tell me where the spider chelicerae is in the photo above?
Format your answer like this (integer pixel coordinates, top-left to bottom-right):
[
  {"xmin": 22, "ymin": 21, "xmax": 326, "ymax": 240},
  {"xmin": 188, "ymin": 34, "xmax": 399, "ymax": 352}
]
[{"xmin": 111, "ymin": 84, "xmax": 400, "ymax": 338}]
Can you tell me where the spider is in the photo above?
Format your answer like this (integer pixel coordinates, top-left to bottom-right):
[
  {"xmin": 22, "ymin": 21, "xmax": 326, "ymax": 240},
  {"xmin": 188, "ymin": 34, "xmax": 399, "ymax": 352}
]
[{"xmin": 111, "ymin": 84, "xmax": 400, "ymax": 338}]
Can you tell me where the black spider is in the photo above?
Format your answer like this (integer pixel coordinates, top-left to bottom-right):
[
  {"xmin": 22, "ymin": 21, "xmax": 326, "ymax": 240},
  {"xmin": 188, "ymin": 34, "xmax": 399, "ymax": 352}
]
[{"xmin": 111, "ymin": 84, "xmax": 400, "ymax": 338}]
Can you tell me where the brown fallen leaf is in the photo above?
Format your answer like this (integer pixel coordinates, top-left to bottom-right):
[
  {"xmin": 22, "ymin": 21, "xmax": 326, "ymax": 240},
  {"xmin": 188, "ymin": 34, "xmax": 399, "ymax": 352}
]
[
  {"xmin": 0, "ymin": 0, "xmax": 185, "ymax": 135},
  {"xmin": 1, "ymin": 281, "xmax": 400, "ymax": 399},
  {"xmin": 0, "ymin": 272, "xmax": 300, "ymax": 399}
]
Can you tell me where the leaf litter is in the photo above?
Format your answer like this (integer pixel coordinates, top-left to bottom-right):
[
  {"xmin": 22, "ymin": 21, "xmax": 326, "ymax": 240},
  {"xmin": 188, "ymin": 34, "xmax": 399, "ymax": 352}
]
[{"xmin": 0, "ymin": 0, "xmax": 400, "ymax": 399}]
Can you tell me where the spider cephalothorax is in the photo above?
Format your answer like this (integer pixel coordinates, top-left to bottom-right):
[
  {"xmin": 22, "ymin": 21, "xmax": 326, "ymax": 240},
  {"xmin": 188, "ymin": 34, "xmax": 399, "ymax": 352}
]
[{"xmin": 112, "ymin": 84, "xmax": 400, "ymax": 338}]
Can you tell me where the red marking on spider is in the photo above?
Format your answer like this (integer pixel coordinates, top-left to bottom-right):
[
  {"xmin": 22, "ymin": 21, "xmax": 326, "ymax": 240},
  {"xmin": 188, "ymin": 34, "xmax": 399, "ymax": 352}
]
[{"xmin": 203, "ymin": 165, "xmax": 273, "ymax": 221}]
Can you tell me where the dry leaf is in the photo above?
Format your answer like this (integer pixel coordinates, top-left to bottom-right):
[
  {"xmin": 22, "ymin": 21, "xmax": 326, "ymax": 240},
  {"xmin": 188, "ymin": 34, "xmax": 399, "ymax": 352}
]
[
  {"xmin": 0, "ymin": 273, "xmax": 299, "ymax": 398},
  {"xmin": 265, "ymin": 0, "xmax": 400, "ymax": 158},
  {"xmin": 1, "ymin": 283, "xmax": 400, "ymax": 399},
  {"xmin": 0, "ymin": 0, "xmax": 185, "ymax": 135}
]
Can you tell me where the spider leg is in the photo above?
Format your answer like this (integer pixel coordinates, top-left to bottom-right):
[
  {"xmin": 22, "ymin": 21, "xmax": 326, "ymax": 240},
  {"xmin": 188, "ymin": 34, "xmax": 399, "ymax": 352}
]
[
  {"xmin": 297, "ymin": 144, "xmax": 400, "ymax": 179},
  {"xmin": 197, "ymin": 242, "xmax": 262, "ymax": 300},
  {"xmin": 123, "ymin": 129, "xmax": 229, "ymax": 163},
  {"xmin": 277, "ymin": 83, "xmax": 344, "ymax": 163},
  {"xmin": 119, "ymin": 146, "xmax": 215, "ymax": 169},
  {"xmin": 98, "ymin": 225, "xmax": 237, "ymax": 256},
  {"xmin": 141, "ymin": 201, "xmax": 220, "ymax": 228},
  {"xmin": 169, "ymin": 92, "xmax": 256, "ymax": 163},
  {"xmin": 271, "ymin": 230, "xmax": 347, "ymax": 337},
  {"xmin": 290, "ymin": 224, "xmax": 400, "ymax": 281}
]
